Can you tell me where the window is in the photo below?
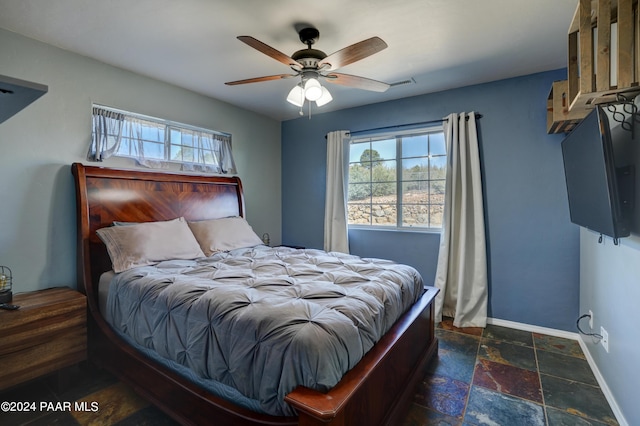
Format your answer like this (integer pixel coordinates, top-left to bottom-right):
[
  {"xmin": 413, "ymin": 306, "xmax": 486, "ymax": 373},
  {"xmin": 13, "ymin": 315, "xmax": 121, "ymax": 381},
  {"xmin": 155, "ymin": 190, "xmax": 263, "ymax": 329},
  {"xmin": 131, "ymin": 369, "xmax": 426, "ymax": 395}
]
[
  {"xmin": 89, "ymin": 105, "xmax": 236, "ymax": 174},
  {"xmin": 348, "ymin": 127, "xmax": 446, "ymax": 230}
]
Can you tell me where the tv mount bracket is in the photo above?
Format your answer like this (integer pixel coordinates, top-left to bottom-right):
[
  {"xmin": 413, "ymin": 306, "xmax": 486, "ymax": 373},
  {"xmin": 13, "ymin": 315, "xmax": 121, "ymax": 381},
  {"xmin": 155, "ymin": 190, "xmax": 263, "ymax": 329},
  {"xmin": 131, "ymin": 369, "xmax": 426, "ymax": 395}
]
[{"xmin": 604, "ymin": 93, "xmax": 640, "ymax": 139}]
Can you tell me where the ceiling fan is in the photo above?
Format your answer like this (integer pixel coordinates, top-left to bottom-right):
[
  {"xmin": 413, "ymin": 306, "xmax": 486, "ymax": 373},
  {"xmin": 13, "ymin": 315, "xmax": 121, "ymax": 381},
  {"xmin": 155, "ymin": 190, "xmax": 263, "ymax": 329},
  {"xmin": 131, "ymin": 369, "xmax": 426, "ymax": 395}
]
[{"xmin": 225, "ymin": 27, "xmax": 390, "ymax": 108}]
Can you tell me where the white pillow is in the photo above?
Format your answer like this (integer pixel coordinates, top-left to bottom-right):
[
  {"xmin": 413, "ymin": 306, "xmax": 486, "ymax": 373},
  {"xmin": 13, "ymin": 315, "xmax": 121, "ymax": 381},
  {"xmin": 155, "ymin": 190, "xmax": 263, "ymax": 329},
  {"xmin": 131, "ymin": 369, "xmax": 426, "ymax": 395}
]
[
  {"xmin": 188, "ymin": 217, "xmax": 263, "ymax": 256},
  {"xmin": 96, "ymin": 217, "xmax": 204, "ymax": 273}
]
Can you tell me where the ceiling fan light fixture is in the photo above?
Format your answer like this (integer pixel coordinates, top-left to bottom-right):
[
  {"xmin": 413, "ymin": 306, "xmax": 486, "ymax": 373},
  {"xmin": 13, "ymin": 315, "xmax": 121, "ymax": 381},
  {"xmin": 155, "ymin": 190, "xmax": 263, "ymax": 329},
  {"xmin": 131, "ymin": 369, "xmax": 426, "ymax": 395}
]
[
  {"xmin": 304, "ymin": 78, "xmax": 323, "ymax": 101},
  {"xmin": 315, "ymin": 86, "xmax": 333, "ymax": 107},
  {"xmin": 286, "ymin": 84, "xmax": 305, "ymax": 107}
]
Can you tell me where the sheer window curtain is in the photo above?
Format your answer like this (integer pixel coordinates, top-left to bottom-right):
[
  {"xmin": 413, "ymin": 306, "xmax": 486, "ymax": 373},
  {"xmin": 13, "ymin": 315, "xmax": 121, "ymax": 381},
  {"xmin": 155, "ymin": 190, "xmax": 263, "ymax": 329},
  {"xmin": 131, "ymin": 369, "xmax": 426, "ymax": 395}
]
[
  {"xmin": 87, "ymin": 107, "xmax": 124, "ymax": 161},
  {"xmin": 324, "ymin": 130, "xmax": 350, "ymax": 253},
  {"xmin": 88, "ymin": 106, "xmax": 236, "ymax": 174},
  {"xmin": 179, "ymin": 130, "xmax": 237, "ymax": 174},
  {"xmin": 434, "ymin": 112, "xmax": 488, "ymax": 328}
]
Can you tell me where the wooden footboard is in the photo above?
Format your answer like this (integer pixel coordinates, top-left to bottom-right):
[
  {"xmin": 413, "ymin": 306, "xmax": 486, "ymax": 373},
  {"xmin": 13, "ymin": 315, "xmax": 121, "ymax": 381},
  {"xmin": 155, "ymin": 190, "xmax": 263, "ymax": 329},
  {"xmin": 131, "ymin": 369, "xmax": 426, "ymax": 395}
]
[
  {"xmin": 286, "ymin": 287, "xmax": 438, "ymax": 426},
  {"xmin": 72, "ymin": 163, "xmax": 439, "ymax": 426}
]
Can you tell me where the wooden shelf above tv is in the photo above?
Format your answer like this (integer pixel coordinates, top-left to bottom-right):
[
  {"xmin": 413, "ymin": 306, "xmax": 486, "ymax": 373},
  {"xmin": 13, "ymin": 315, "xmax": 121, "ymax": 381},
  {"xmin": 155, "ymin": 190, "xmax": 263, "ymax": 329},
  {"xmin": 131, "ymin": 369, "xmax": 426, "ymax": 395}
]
[{"xmin": 547, "ymin": 0, "xmax": 640, "ymax": 134}]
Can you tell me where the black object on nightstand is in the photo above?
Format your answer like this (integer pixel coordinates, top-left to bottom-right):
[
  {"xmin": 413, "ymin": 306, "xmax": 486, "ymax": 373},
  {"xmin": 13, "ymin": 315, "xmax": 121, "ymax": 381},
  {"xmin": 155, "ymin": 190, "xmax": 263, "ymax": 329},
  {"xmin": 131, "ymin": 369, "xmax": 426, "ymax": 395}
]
[{"xmin": 0, "ymin": 266, "xmax": 12, "ymax": 304}]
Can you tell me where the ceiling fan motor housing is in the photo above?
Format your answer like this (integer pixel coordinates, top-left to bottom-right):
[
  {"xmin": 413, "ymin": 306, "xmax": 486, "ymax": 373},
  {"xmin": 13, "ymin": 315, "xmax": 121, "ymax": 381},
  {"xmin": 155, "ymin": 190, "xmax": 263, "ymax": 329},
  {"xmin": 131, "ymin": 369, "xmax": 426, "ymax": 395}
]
[
  {"xmin": 292, "ymin": 27, "xmax": 328, "ymax": 69},
  {"xmin": 292, "ymin": 48, "xmax": 327, "ymax": 69}
]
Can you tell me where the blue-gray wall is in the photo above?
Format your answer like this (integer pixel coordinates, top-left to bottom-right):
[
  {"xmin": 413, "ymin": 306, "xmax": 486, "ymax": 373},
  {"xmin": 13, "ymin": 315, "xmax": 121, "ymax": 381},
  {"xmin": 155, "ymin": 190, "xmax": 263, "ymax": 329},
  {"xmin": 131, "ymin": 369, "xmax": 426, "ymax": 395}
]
[
  {"xmin": 282, "ymin": 69, "xmax": 580, "ymax": 331},
  {"xmin": 578, "ymin": 107, "xmax": 640, "ymax": 425},
  {"xmin": 580, "ymin": 229, "xmax": 640, "ymax": 424},
  {"xmin": 0, "ymin": 29, "xmax": 282, "ymax": 293}
]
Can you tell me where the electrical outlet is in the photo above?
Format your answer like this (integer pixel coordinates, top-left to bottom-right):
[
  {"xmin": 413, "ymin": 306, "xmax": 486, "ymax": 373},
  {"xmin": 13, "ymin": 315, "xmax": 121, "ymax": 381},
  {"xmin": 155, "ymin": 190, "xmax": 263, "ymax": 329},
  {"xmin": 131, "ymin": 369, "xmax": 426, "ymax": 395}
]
[
  {"xmin": 601, "ymin": 326, "xmax": 609, "ymax": 352},
  {"xmin": 588, "ymin": 310, "xmax": 594, "ymax": 329}
]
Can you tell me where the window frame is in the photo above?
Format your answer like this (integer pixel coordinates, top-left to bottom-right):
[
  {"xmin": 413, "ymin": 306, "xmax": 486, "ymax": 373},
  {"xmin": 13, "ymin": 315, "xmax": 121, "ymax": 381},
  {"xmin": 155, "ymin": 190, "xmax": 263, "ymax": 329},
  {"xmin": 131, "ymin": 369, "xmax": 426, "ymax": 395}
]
[
  {"xmin": 92, "ymin": 104, "xmax": 232, "ymax": 168},
  {"xmin": 347, "ymin": 125, "xmax": 446, "ymax": 232}
]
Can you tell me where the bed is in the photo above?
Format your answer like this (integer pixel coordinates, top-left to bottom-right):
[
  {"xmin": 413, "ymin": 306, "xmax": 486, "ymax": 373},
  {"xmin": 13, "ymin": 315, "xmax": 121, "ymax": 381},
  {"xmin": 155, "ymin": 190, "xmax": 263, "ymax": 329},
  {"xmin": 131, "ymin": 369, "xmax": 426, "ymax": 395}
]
[{"xmin": 72, "ymin": 162, "xmax": 438, "ymax": 426}]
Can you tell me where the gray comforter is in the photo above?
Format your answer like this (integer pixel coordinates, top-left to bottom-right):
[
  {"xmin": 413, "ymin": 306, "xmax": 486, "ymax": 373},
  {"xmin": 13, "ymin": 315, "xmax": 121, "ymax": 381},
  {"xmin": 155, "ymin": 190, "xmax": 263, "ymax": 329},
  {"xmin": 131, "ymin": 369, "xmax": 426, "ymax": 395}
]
[{"xmin": 105, "ymin": 246, "xmax": 423, "ymax": 416}]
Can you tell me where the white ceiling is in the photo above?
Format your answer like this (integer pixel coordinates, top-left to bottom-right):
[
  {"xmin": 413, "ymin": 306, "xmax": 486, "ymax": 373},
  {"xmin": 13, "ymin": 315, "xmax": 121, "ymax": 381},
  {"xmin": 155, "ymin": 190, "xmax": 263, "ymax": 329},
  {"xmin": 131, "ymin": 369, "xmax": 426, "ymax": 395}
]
[{"xmin": 0, "ymin": 0, "xmax": 578, "ymax": 121}]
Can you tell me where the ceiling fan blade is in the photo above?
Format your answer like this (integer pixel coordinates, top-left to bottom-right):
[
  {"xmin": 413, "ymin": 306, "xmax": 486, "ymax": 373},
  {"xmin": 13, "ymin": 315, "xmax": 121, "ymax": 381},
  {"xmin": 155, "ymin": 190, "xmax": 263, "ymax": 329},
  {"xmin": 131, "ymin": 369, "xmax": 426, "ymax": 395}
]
[
  {"xmin": 237, "ymin": 36, "xmax": 303, "ymax": 69},
  {"xmin": 323, "ymin": 73, "xmax": 390, "ymax": 92},
  {"xmin": 225, "ymin": 74, "xmax": 297, "ymax": 86},
  {"xmin": 318, "ymin": 37, "xmax": 388, "ymax": 71}
]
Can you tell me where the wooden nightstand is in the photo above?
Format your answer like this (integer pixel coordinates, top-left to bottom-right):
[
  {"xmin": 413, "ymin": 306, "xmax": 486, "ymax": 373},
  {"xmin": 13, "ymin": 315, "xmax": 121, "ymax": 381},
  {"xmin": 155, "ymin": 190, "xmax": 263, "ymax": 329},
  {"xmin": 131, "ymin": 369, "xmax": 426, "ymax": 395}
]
[{"xmin": 0, "ymin": 287, "xmax": 87, "ymax": 391}]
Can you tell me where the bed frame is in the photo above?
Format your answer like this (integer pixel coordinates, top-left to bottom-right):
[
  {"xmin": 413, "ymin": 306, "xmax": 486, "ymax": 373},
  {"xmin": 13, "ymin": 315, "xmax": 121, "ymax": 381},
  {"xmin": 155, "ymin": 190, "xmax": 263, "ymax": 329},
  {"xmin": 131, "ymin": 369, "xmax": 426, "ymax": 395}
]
[{"xmin": 72, "ymin": 162, "xmax": 438, "ymax": 426}]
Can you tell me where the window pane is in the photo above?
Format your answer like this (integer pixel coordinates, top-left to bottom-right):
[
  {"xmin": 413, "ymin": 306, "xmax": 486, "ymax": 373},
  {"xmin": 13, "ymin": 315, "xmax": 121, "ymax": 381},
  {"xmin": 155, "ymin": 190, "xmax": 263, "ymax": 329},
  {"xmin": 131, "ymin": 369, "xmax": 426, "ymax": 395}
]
[
  {"xmin": 430, "ymin": 180, "xmax": 446, "ymax": 198},
  {"xmin": 371, "ymin": 204, "xmax": 396, "ymax": 226},
  {"xmin": 357, "ymin": 147, "xmax": 388, "ymax": 167},
  {"xmin": 402, "ymin": 205, "xmax": 428, "ymax": 227},
  {"xmin": 402, "ymin": 182, "xmax": 428, "ymax": 203},
  {"xmin": 348, "ymin": 182, "xmax": 371, "ymax": 201},
  {"xmin": 202, "ymin": 150, "xmax": 216, "ymax": 164},
  {"xmin": 430, "ymin": 186, "xmax": 445, "ymax": 227},
  {"xmin": 349, "ymin": 142, "xmax": 370, "ymax": 163},
  {"xmin": 370, "ymin": 138, "xmax": 396, "ymax": 160},
  {"xmin": 348, "ymin": 203, "xmax": 371, "ymax": 225},
  {"xmin": 429, "ymin": 156, "xmax": 447, "ymax": 180},
  {"xmin": 402, "ymin": 157, "xmax": 428, "ymax": 181},
  {"xmin": 349, "ymin": 163, "xmax": 370, "ymax": 183},
  {"xmin": 372, "ymin": 182, "xmax": 396, "ymax": 199},
  {"xmin": 143, "ymin": 141, "xmax": 164, "ymax": 159},
  {"xmin": 372, "ymin": 160, "xmax": 396, "ymax": 182},
  {"xmin": 182, "ymin": 146, "xmax": 194, "ymax": 162},
  {"xmin": 183, "ymin": 132, "xmax": 194, "ymax": 147},
  {"xmin": 430, "ymin": 132, "xmax": 446, "ymax": 155},
  {"xmin": 402, "ymin": 134, "xmax": 428, "ymax": 157},
  {"xmin": 429, "ymin": 205, "xmax": 444, "ymax": 228},
  {"xmin": 170, "ymin": 144, "xmax": 183, "ymax": 161},
  {"xmin": 140, "ymin": 121, "xmax": 164, "ymax": 141}
]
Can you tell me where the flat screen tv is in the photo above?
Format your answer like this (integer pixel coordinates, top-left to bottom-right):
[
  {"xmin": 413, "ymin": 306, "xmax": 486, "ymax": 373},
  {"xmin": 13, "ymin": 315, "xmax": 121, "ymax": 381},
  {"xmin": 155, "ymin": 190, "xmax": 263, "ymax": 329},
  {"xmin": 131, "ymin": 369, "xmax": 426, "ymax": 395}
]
[{"xmin": 561, "ymin": 106, "xmax": 634, "ymax": 240}]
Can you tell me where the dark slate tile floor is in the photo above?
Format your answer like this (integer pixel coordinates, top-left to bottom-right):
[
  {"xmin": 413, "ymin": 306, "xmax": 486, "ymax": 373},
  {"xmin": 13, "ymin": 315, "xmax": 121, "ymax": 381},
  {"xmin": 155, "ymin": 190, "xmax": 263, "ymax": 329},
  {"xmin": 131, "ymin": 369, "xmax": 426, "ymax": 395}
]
[
  {"xmin": 405, "ymin": 319, "xmax": 618, "ymax": 426},
  {"xmin": 0, "ymin": 320, "xmax": 618, "ymax": 425}
]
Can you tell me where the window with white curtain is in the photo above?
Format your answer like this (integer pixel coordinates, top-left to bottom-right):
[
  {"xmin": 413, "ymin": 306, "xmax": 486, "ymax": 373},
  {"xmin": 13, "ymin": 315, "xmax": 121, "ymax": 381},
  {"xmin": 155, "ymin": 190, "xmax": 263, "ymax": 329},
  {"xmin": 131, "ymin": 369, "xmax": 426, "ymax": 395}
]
[
  {"xmin": 347, "ymin": 126, "xmax": 445, "ymax": 230},
  {"xmin": 88, "ymin": 105, "xmax": 236, "ymax": 174}
]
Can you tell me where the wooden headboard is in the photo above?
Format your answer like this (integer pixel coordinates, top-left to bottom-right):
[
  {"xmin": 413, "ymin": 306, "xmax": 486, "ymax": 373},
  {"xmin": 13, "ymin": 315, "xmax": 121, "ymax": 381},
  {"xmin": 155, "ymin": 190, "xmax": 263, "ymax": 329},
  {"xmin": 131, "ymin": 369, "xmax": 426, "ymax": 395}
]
[{"xmin": 72, "ymin": 163, "xmax": 245, "ymax": 313}]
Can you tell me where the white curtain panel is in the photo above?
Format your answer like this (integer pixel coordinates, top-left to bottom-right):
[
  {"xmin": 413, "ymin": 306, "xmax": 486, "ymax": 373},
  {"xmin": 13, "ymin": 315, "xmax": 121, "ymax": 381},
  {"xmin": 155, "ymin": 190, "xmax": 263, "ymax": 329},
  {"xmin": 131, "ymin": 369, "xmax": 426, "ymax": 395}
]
[
  {"xmin": 434, "ymin": 112, "xmax": 488, "ymax": 328},
  {"xmin": 88, "ymin": 107, "xmax": 124, "ymax": 161},
  {"xmin": 324, "ymin": 130, "xmax": 351, "ymax": 253}
]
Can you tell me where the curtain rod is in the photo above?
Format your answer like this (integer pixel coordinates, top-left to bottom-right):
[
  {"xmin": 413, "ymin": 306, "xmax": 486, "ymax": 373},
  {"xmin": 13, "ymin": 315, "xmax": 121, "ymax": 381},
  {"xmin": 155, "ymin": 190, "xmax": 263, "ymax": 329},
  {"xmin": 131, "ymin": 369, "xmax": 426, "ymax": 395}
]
[{"xmin": 347, "ymin": 113, "xmax": 482, "ymax": 137}]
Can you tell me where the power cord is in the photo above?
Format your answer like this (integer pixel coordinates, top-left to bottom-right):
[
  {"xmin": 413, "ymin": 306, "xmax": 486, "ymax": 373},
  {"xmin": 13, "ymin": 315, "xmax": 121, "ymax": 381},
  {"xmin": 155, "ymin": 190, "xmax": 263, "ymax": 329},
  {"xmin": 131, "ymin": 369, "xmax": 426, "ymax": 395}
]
[{"xmin": 576, "ymin": 313, "xmax": 603, "ymax": 340}]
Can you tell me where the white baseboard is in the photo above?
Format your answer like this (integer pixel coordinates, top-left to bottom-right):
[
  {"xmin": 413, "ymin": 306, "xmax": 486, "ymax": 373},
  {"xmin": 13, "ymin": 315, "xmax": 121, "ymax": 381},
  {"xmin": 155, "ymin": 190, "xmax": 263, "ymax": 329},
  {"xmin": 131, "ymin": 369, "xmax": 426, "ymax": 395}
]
[
  {"xmin": 486, "ymin": 317, "xmax": 628, "ymax": 426},
  {"xmin": 487, "ymin": 317, "xmax": 579, "ymax": 340},
  {"xmin": 577, "ymin": 336, "xmax": 628, "ymax": 426}
]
